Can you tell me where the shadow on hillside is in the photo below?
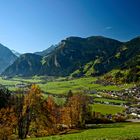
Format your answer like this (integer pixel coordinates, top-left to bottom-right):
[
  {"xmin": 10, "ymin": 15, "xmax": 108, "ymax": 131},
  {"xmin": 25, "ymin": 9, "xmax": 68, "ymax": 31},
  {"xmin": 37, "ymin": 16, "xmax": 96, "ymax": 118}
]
[
  {"xmin": 85, "ymin": 123, "xmax": 125, "ymax": 129},
  {"xmin": 59, "ymin": 123, "xmax": 126, "ymax": 135}
]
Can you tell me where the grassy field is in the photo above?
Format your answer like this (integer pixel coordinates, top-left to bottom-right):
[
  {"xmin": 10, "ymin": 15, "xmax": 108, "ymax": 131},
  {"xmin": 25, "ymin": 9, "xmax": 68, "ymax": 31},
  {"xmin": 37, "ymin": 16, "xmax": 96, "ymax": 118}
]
[
  {"xmin": 29, "ymin": 122, "xmax": 140, "ymax": 140},
  {"xmin": 38, "ymin": 77, "xmax": 133, "ymax": 94},
  {"xmin": 0, "ymin": 77, "xmax": 19, "ymax": 85},
  {"xmin": 94, "ymin": 98, "xmax": 126, "ymax": 104},
  {"xmin": 92, "ymin": 104, "xmax": 125, "ymax": 115},
  {"xmin": 1, "ymin": 76, "xmax": 138, "ymax": 140},
  {"xmin": 12, "ymin": 77, "xmax": 43, "ymax": 83},
  {"xmin": 38, "ymin": 77, "xmax": 97, "ymax": 94},
  {"xmin": 0, "ymin": 76, "xmax": 134, "ymax": 94}
]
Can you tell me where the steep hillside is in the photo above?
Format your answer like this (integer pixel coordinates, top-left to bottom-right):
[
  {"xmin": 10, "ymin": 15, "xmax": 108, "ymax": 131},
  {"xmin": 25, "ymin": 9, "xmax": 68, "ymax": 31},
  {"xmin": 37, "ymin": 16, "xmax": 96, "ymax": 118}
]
[
  {"xmin": 110, "ymin": 53, "xmax": 140, "ymax": 83},
  {"xmin": 0, "ymin": 43, "xmax": 17, "ymax": 73},
  {"xmin": 2, "ymin": 53, "xmax": 42, "ymax": 77},
  {"xmin": 41, "ymin": 36, "xmax": 122, "ymax": 76},
  {"xmin": 71, "ymin": 36, "xmax": 140, "ymax": 78}
]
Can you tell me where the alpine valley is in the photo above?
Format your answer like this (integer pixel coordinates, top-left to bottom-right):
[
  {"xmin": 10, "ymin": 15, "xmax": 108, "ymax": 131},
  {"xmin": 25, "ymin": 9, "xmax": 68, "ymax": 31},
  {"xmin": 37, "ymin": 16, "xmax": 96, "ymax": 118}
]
[
  {"xmin": 0, "ymin": 35, "xmax": 140, "ymax": 140},
  {"xmin": 1, "ymin": 36, "xmax": 140, "ymax": 83}
]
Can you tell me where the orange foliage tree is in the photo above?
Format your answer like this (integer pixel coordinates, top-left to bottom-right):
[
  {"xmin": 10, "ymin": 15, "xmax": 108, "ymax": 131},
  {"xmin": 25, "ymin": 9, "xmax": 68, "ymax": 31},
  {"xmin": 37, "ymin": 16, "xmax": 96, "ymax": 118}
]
[
  {"xmin": 61, "ymin": 94, "xmax": 89, "ymax": 128},
  {"xmin": 0, "ymin": 107, "xmax": 17, "ymax": 139}
]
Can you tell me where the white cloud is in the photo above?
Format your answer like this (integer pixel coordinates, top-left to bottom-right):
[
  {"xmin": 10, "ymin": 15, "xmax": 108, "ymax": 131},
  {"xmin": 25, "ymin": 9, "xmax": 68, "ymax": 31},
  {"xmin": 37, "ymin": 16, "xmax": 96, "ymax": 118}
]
[{"xmin": 105, "ymin": 26, "xmax": 112, "ymax": 30}]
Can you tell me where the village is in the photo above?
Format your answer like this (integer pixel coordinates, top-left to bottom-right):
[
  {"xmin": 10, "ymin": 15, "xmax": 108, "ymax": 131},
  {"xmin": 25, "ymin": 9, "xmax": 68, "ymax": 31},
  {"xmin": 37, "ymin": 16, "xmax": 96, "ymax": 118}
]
[
  {"xmin": 1, "ymin": 76, "xmax": 140, "ymax": 121},
  {"xmin": 89, "ymin": 86, "xmax": 140, "ymax": 120}
]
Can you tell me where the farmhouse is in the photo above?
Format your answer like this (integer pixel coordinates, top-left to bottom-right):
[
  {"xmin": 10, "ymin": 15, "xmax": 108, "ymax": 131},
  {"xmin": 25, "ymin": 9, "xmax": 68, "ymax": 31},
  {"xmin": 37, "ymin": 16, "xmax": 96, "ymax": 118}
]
[{"xmin": 15, "ymin": 83, "xmax": 29, "ymax": 88}]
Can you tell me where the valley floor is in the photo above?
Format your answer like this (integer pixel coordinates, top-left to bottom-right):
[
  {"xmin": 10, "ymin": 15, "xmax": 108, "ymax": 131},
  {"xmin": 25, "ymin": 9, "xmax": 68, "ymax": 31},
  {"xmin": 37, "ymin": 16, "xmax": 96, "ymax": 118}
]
[
  {"xmin": 29, "ymin": 122, "xmax": 140, "ymax": 140},
  {"xmin": 1, "ymin": 76, "xmax": 140, "ymax": 140},
  {"xmin": 0, "ymin": 76, "xmax": 134, "ymax": 93}
]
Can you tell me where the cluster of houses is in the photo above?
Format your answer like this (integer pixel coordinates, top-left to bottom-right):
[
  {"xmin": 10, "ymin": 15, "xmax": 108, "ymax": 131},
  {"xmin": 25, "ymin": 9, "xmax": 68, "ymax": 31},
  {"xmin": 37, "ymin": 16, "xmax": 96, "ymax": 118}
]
[
  {"xmin": 96, "ymin": 86, "xmax": 140, "ymax": 100},
  {"xmin": 15, "ymin": 83, "xmax": 30, "ymax": 88},
  {"xmin": 87, "ymin": 85, "xmax": 140, "ymax": 119},
  {"xmin": 126, "ymin": 106, "xmax": 140, "ymax": 118}
]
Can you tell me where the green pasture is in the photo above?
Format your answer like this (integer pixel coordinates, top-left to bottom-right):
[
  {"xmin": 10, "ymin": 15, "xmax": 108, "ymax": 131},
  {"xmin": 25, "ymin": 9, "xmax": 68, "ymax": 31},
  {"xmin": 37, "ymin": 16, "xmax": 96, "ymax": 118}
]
[
  {"xmin": 0, "ymin": 76, "xmax": 134, "ymax": 94},
  {"xmin": 92, "ymin": 103, "xmax": 125, "ymax": 115},
  {"xmin": 29, "ymin": 122, "xmax": 140, "ymax": 140},
  {"xmin": 0, "ymin": 77, "xmax": 19, "ymax": 85},
  {"xmin": 38, "ymin": 77, "xmax": 133, "ymax": 94}
]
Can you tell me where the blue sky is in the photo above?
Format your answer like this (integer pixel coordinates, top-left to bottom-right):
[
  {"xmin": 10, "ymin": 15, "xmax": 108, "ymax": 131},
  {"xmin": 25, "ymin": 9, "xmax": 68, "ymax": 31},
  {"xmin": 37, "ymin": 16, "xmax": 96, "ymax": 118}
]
[{"xmin": 0, "ymin": 0, "xmax": 140, "ymax": 53}]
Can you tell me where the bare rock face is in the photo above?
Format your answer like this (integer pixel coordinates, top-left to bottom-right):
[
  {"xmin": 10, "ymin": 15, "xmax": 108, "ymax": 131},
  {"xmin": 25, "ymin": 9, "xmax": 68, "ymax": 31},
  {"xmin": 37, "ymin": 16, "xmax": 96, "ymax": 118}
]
[{"xmin": 0, "ymin": 43, "xmax": 17, "ymax": 73}]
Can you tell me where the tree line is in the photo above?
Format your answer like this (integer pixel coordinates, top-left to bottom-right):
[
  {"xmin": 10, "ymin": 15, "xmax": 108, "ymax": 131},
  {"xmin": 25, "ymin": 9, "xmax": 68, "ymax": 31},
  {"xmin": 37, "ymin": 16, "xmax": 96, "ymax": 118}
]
[{"xmin": 0, "ymin": 85, "xmax": 90, "ymax": 139}]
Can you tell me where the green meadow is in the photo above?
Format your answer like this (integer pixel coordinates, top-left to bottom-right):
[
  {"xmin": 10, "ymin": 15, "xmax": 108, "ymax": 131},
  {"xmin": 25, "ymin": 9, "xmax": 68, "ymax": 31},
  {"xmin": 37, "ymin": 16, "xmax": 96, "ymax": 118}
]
[
  {"xmin": 38, "ymin": 77, "xmax": 133, "ymax": 94},
  {"xmin": 0, "ymin": 76, "xmax": 134, "ymax": 94},
  {"xmin": 91, "ymin": 104, "xmax": 125, "ymax": 115},
  {"xmin": 0, "ymin": 76, "xmax": 138, "ymax": 140},
  {"xmin": 0, "ymin": 77, "xmax": 19, "ymax": 85},
  {"xmin": 29, "ymin": 122, "xmax": 140, "ymax": 140}
]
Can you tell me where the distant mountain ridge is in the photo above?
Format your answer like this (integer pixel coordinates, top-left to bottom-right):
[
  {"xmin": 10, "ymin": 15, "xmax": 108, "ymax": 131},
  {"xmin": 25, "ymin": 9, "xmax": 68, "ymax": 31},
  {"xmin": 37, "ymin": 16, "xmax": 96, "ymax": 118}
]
[
  {"xmin": 11, "ymin": 50, "xmax": 21, "ymax": 57},
  {"xmin": 2, "ymin": 36, "xmax": 140, "ymax": 82},
  {"xmin": 2, "ymin": 53, "xmax": 42, "ymax": 77},
  {"xmin": 0, "ymin": 44, "xmax": 17, "ymax": 73},
  {"xmin": 35, "ymin": 45, "xmax": 56, "ymax": 56}
]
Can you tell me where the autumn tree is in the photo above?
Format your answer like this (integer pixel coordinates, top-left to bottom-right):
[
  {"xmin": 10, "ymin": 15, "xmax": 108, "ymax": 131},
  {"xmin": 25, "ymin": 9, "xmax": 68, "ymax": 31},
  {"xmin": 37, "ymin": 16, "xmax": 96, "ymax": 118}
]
[
  {"xmin": 23, "ymin": 84, "xmax": 43, "ymax": 137},
  {"xmin": 14, "ymin": 84, "xmax": 60, "ymax": 138},
  {"xmin": 13, "ymin": 84, "xmax": 43, "ymax": 139},
  {"xmin": 63, "ymin": 94, "xmax": 89, "ymax": 128},
  {"xmin": 45, "ymin": 96, "xmax": 58, "ymax": 125},
  {"xmin": 40, "ymin": 96, "xmax": 59, "ymax": 135},
  {"xmin": 0, "ymin": 106, "xmax": 17, "ymax": 139},
  {"xmin": 60, "ymin": 106, "xmax": 72, "ymax": 128},
  {"xmin": 0, "ymin": 87, "xmax": 17, "ymax": 139}
]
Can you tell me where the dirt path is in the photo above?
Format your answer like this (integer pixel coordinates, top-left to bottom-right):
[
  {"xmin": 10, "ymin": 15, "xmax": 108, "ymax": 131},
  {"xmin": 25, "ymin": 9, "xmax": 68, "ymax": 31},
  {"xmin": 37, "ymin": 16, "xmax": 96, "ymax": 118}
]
[{"xmin": 126, "ymin": 119, "xmax": 140, "ymax": 122}]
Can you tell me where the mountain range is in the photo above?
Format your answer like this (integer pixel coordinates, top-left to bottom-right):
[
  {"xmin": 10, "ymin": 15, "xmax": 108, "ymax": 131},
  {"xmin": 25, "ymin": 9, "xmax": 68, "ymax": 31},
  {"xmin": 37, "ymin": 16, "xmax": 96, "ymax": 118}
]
[
  {"xmin": 35, "ymin": 45, "xmax": 56, "ymax": 56},
  {"xmin": 11, "ymin": 50, "xmax": 21, "ymax": 57},
  {"xmin": 0, "ymin": 44, "xmax": 17, "ymax": 73},
  {"xmin": 1, "ymin": 36, "xmax": 140, "ymax": 82}
]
